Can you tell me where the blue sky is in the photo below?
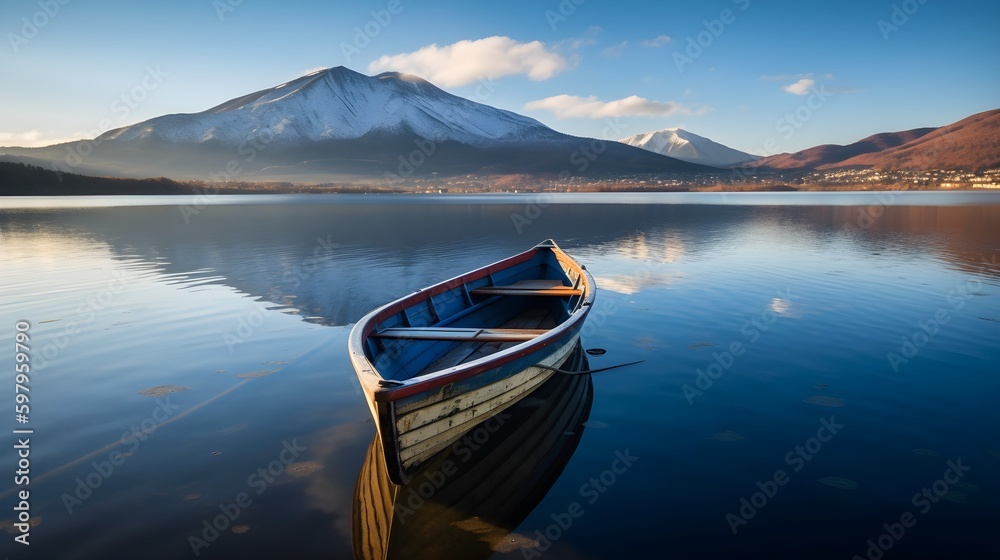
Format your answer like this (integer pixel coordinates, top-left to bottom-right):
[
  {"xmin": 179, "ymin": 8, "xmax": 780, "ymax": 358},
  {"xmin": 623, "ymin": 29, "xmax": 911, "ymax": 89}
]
[{"xmin": 1, "ymin": 0, "xmax": 997, "ymax": 154}]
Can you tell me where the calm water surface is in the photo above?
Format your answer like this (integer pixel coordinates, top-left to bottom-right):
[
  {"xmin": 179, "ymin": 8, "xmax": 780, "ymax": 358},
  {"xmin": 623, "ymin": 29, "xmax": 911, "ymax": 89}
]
[{"xmin": 1, "ymin": 193, "xmax": 998, "ymax": 559}]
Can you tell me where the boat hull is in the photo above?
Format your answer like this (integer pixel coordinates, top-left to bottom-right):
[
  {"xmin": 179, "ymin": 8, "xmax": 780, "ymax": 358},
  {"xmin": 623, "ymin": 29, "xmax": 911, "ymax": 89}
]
[
  {"xmin": 379, "ymin": 329, "xmax": 580, "ymax": 481},
  {"xmin": 352, "ymin": 346, "xmax": 594, "ymax": 559},
  {"xmin": 349, "ymin": 240, "xmax": 595, "ymax": 484}
]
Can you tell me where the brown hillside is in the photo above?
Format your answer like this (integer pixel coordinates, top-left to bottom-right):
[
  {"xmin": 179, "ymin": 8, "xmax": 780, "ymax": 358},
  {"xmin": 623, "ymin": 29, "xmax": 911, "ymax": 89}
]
[
  {"xmin": 822, "ymin": 108, "xmax": 1000, "ymax": 171},
  {"xmin": 750, "ymin": 128, "xmax": 936, "ymax": 170}
]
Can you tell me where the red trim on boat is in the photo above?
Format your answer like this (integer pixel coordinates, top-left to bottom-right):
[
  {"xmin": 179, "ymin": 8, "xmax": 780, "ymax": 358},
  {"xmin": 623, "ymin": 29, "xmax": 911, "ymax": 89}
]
[
  {"xmin": 359, "ymin": 248, "xmax": 539, "ymax": 340},
  {"xmin": 371, "ymin": 325, "xmax": 576, "ymax": 402},
  {"xmin": 358, "ymin": 243, "xmax": 595, "ymax": 404}
]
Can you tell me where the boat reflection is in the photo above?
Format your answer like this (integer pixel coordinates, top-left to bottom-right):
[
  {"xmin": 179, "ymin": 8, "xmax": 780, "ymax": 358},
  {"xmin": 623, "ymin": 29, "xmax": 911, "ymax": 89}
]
[{"xmin": 352, "ymin": 342, "xmax": 594, "ymax": 559}]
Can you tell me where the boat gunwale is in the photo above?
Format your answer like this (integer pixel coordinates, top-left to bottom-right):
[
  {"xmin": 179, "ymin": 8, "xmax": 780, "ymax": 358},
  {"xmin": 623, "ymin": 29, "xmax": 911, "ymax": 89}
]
[{"xmin": 348, "ymin": 243, "xmax": 595, "ymax": 403}]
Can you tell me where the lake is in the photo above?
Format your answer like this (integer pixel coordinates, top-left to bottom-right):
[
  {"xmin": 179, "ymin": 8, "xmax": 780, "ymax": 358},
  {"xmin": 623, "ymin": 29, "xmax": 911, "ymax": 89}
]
[{"xmin": 1, "ymin": 192, "xmax": 998, "ymax": 559}]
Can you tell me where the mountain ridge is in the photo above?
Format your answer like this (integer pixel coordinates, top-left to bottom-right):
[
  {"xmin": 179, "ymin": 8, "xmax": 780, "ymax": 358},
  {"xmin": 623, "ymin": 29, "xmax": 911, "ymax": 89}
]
[
  {"xmin": 822, "ymin": 108, "xmax": 1000, "ymax": 171},
  {"xmin": 748, "ymin": 109, "xmax": 1000, "ymax": 171},
  {"xmin": 98, "ymin": 66, "xmax": 558, "ymax": 148},
  {"xmin": 0, "ymin": 66, "xmax": 709, "ymax": 181},
  {"xmin": 1, "ymin": 68, "xmax": 995, "ymax": 182}
]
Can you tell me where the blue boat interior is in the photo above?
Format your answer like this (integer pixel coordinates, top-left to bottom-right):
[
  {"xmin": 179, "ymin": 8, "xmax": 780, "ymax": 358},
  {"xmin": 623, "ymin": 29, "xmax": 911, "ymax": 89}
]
[{"xmin": 366, "ymin": 248, "xmax": 585, "ymax": 382}]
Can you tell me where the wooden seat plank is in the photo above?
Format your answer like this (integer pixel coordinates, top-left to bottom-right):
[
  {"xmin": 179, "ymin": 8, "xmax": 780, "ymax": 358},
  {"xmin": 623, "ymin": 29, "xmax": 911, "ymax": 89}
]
[
  {"xmin": 470, "ymin": 286, "xmax": 583, "ymax": 297},
  {"xmin": 415, "ymin": 308, "xmax": 555, "ymax": 375},
  {"xmin": 470, "ymin": 279, "xmax": 582, "ymax": 297},
  {"xmin": 372, "ymin": 327, "xmax": 547, "ymax": 342}
]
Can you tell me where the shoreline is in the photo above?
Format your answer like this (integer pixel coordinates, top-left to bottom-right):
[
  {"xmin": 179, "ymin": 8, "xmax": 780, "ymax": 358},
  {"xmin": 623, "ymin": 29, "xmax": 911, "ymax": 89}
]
[
  {"xmin": 3, "ymin": 185, "xmax": 999, "ymax": 197},
  {"xmin": 2, "ymin": 161, "xmax": 998, "ymax": 196}
]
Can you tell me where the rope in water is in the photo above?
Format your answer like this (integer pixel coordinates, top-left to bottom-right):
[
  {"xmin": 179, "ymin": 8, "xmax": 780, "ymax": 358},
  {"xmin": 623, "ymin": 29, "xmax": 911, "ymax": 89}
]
[{"xmin": 536, "ymin": 359, "xmax": 645, "ymax": 376}]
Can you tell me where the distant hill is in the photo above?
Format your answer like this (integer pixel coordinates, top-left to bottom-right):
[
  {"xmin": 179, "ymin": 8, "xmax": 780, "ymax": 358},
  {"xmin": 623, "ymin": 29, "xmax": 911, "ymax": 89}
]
[
  {"xmin": 822, "ymin": 109, "xmax": 1000, "ymax": 171},
  {"xmin": 620, "ymin": 128, "xmax": 760, "ymax": 168},
  {"xmin": 750, "ymin": 128, "xmax": 935, "ymax": 170},
  {"xmin": 749, "ymin": 108, "xmax": 1000, "ymax": 172},
  {"xmin": 0, "ymin": 161, "xmax": 195, "ymax": 195}
]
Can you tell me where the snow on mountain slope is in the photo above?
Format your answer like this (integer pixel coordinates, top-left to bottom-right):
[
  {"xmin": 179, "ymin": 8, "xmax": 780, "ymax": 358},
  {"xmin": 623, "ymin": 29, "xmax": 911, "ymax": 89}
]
[
  {"xmin": 620, "ymin": 128, "xmax": 759, "ymax": 168},
  {"xmin": 2, "ymin": 66, "xmax": 714, "ymax": 181},
  {"xmin": 99, "ymin": 66, "xmax": 556, "ymax": 147}
]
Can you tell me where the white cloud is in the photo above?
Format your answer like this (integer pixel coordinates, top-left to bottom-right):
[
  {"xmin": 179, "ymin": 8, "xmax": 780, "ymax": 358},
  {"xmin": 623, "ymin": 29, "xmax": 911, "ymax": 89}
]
[
  {"xmin": 0, "ymin": 130, "xmax": 80, "ymax": 148},
  {"xmin": 781, "ymin": 78, "xmax": 816, "ymax": 95},
  {"xmin": 0, "ymin": 130, "xmax": 41, "ymax": 145},
  {"xmin": 643, "ymin": 35, "xmax": 671, "ymax": 47},
  {"xmin": 601, "ymin": 40, "xmax": 628, "ymax": 57},
  {"xmin": 558, "ymin": 26, "xmax": 602, "ymax": 51},
  {"xmin": 761, "ymin": 73, "xmax": 813, "ymax": 82},
  {"xmin": 524, "ymin": 94, "xmax": 710, "ymax": 119},
  {"xmin": 368, "ymin": 36, "xmax": 568, "ymax": 87},
  {"xmin": 764, "ymin": 73, "xmax": 859, "ymax": 95}
]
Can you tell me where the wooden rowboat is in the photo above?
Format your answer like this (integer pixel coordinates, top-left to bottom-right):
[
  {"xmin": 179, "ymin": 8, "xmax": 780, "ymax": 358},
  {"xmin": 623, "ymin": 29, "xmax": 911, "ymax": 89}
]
[{"xmin": 348, "ymin": 240, "xmax": 595, "ymax": 484}]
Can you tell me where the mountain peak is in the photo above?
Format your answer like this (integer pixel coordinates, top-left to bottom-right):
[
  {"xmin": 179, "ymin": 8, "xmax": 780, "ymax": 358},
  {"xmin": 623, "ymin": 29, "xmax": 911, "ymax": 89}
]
[
  {"xmin": 621, "ymin": 128, "xmax": 759, "ymax": 168},
  {"xmin": 98, "ymin": 67, "xmax": 552, "ymax": 147},
  {"xmin": 305, "ymin": 65, "xmax": 362, "ymax": 76},
  {"xmin": 374, "ymin": 70, "xmax": 429, "ymax": 83}
]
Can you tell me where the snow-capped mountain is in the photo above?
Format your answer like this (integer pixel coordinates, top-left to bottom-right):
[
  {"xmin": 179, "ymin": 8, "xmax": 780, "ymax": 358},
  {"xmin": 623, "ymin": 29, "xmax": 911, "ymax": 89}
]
[
  {"xmin": 620, "ymin": 128, "xmax": 760, "ymax": 168},
  {"xmin": 3, "ymin": 67, "xmax": 712, "ymax": 181},
  {"xmin": 100, "ymin": 67, "xmax": 556, "ymax": 147}
]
